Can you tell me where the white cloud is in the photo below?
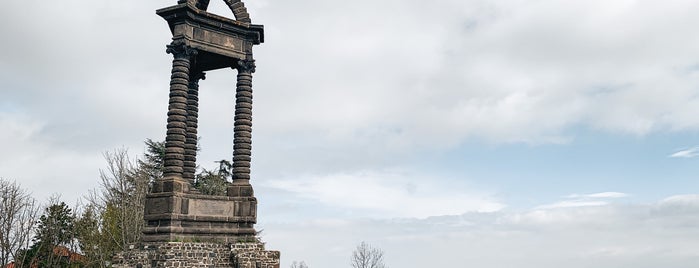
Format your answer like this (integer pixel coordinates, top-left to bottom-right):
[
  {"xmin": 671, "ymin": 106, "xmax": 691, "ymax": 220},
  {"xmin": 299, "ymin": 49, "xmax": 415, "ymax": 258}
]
[
  {"xmin": 2, "ymin": 2, "xmax": 699, "ymax": 266},
  {"xmin": 538, "ymin": 192, "xmax": 629, "ymax": 209},
  {"xmin": 244, "ymin": 0, "xmax": 699, "ymax": 148},
  {"xmin": 537, "ymin": 200, "xmax": 609, "ymax": 209},
  {"xmin": 262, "ymin": 195, "xmax": 699, "ymax": 268},
  {"xmin": 263, "ymin": 170, "xmax": 503, "ymax": 218},
  {"xmin": 3, "ymin": 0, "xmax": 699, "ymax": 204},
  {"xmin": 0, "ymin": 2, "xmax": 697, "ymax": 268},
  {"xmin": 567, "ymin": 192, "xmax": 630, "ymax": 199},
  {"xmin": 587, "ymin": 192, "xmax": 630, "ymax": 198},
  {"xmin": 0, "ymin": 112, "xmax": 108, "ymax": 202},
  {"xmin": 660, "ymin": 194, "xmax": 699, "ymax": 204},
  {"xmin": 670, "ymin": 147, "xmax": 699, "ymax": 158}
]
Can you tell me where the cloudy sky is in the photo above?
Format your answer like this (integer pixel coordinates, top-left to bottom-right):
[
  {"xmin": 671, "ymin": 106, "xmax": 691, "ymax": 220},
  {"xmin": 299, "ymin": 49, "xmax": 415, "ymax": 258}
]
[{"xmin": 3, "ymin": 0, "xmax": 699, "ymax": 267}]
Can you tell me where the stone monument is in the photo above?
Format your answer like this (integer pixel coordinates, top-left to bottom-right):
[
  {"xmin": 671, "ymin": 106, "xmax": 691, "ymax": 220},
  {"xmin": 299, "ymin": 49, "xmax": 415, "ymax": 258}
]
[{"xmin": 113, "ymin": 1, "xmax": 279, "ymax": 267}]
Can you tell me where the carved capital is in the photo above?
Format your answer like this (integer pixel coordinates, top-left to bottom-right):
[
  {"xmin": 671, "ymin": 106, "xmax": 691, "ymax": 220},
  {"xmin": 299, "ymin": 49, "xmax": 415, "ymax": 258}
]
[
  {"xmin": 235, "ymin": 60, "xmax": 256, "ymax": 73},
  {"xmin": 189, "ymin": 72, "xmax": 206, "ymax": 87},
  {"xmin": 166, "ymin": 43, "xmax": 198, "ymax": 59}
]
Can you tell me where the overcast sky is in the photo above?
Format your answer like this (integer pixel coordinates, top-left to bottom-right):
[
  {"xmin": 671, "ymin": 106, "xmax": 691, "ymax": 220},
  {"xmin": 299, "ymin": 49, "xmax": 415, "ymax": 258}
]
[{"xmin": 3, "ymin": 0, "xmax": 699, "ymax": 267}]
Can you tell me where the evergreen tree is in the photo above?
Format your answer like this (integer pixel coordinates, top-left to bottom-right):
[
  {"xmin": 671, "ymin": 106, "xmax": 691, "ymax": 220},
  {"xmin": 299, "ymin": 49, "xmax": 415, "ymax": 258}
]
[
  {"xmin": 74, "ymin": 205, "xmax": 114, "ymax": 267},
  {"xmin": 137, "ymin": 139, "xmax": 165, "ymax": 184},
  {"xmin": 195, "ymin": 159, "xmax": 231, "ymax": 196},
  {"xmin": 27, "ymin": 201, "xmax": 77, "ymax": 268}
]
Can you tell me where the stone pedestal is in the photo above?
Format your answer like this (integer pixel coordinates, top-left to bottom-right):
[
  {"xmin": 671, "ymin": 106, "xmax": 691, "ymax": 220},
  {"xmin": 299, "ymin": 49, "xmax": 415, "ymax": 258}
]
[
  {"xmin": 143, "ymin": 191, "xmax": 257, "ymax": 243},
  {"xmin": 112, "ymin": 242, "xmax": 280, "ymax": 268}
]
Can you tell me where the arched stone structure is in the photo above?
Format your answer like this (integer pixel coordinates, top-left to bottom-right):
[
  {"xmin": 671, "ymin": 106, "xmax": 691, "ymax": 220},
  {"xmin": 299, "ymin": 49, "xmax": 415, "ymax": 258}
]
[
  {"xmin": 147, "ymin": 0, "xmax": 265, "ymax": 242},
  {"xmin": 178, "ymin": 0, "xmax": 252, "ymax": 23},
  {"xmin": 113, "ymin": 1, "xmax": 279, "ymax": 267}
]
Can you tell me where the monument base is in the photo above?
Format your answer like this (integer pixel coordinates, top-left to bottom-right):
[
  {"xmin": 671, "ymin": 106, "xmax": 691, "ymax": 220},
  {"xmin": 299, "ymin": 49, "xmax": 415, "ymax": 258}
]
[
  {"xmin": 143, "ymin": 188, "xmax": 258, "ymax": 243},
  {"xmin": 112, "ymin": 241, "xmax": 280, "ymax": 268}
]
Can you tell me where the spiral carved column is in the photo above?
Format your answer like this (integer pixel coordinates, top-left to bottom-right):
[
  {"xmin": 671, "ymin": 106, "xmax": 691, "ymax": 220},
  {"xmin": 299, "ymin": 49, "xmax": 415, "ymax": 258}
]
[
  {"xmin": 183, "ymin": 72, "xmax": 205, "ymax": 185},
  {"xmin": 162, "ymin": 44, "xmax": 197, "ymax": 184},
  {"xmin": 229, "ymin": 60, "xmax": 255, "ymax": 197}
]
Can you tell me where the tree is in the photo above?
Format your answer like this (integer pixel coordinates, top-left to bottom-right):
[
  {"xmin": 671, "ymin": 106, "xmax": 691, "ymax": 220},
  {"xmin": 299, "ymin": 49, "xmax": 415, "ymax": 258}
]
[
  {"xmin": 85, "ymin": 149, "xmax": 149, "ymax": 251},
  {"xmin": 74, "ymin": 204, "xmax": 115, "ymax": 268},
  {"xmin": 72, "ymin": 139, "xmax": 235, "ymax": 266},
  {"xmin": 26, "ymin": 199, "xmax": 78, "ymax": 268},
  {"xmin": 0, "ymin": 179, "xmax": 39, "ymax": 266},
  {"xmin": 290, "ymin": 260, "xmax": 309, "ymax": 268},
  {"xmin": 138, "ymin": 139, "xmax": 229, "ymax": 195},
  {"xmin": 195, "ymin": 160, "xmax": 231, "ymax": 196},
  {"xmin": 351, "ymin": 242, "xmax": 387, "ymax": 268},
  {"xmin": 137, "ymin": 139, "xmax": 165, "ymax": 184},
  {"xmin": 101, "ymin": 149, "xmax": 149, "ymax": 248},
  {"xmin": 67, "ymin": 141, "xmax": 162, "ymax": 267}
]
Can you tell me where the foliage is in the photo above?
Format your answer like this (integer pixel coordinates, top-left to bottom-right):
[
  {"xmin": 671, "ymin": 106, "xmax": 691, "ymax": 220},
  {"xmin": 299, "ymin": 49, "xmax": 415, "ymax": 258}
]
[
  {"xmin": 74, "ymin": 205, "xmax": 115, "ymax": 268},
  {"xmin": 139, "ymin": 138, "xmax": 231, "ymax": 195},
  {"xmin": 195, "ymin": 160, "xmax": 232, "ymax": 195},
  {"xmin": 94, "ymin": 149, "xmax": 149, "ymax": 249},
  {"xmin": 27, "ymin": 200, "xmax": 79, "ymax": 268},
  {"xmin": 34, "ymin": 202, "xmax": 75, "ymax": 251},
  {"xmin": 3, "ymin": 139, "xmax": 246, "ymax": 267},
  {"xmin": 71, "ymin": 141, "xmax": 162, "ymax": 267},
  {"xmin": 351, "ymin": 242, "xmax": 387, "ymax": 268},
  {"xmin": 75, "ymin": 148, "xmax": 150, "ymax": 267},
  {"xmin": 14, "ymin": 246, "xmax": 39, "ymax": 267},
  {"xmin": 138, "ymin": 139, "xmax": 165, "ymax": 184}
]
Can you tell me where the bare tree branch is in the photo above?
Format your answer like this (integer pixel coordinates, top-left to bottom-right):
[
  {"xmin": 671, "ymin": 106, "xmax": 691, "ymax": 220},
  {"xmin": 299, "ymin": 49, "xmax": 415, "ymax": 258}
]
[
  {"xmin": 351, "ymin": 241, "xmax": 387, "ymax": 268},
  {"xmin": 0, "ymin": 179, "xmax": 39, "ymax": 266},
  {"xmin": 91, "ymin": 149, "xmax": 148, "ymax": 249},
  {"xmin": 79, "ymin": 148, "xmax": 150, "ymax": 266}
]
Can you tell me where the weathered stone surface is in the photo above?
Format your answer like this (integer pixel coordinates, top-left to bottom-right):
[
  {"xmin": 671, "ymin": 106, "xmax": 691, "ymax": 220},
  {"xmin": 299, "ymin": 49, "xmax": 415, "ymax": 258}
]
[
  {"xmin": 183, "ymin": 72, "xmax": 204, "ymax": 184},
  {"xmin": 113, "ymin": 242, "xmax": 279, "ymax": 268},
  {"xmin": 163, "ymin": 46, "xmax": 194, "ymax": 179},
  {"xmin": 143, "ymin": 192, "xmax": 257, "ymax": 243},
  {"xmin": 231, "ymin": 61, "xmax": 254, "ymax": 183}
]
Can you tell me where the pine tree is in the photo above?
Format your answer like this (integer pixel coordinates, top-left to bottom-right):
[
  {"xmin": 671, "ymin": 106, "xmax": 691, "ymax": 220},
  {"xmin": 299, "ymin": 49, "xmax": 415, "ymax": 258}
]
[{"xmin": 27, "ymin": 201, "xmax": 77, "ymax": 267}]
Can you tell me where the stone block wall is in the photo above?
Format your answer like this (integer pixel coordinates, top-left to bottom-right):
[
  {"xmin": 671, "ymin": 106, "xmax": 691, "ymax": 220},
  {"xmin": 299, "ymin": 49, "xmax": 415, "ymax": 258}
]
[
  {"xmin": 112, "ymin": 242, "xmax": 279, "ymax": 268},
  {"xmin": 231, "ymin": 242, "xmax": 280, "ymax": 268}
]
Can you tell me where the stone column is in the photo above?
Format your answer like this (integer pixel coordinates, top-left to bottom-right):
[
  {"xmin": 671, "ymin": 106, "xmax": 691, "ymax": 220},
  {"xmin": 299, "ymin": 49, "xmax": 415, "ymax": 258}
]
[
  {"xmin": 183, "ymin": 72, "xmax": 205, "ymax": 185},
  {"xmin": 161, "ymin": 43, "xmax": 197, "ymax": 192},
  {"xmin": 229, "ymin": 60, "xmax": 255, "ymax": 197}
]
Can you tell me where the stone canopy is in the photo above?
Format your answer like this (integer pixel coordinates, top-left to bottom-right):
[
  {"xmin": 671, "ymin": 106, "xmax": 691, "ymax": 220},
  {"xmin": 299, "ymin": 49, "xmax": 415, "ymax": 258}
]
[{"xmin": 158, "ymin": 0, "xmax": 263, "ymax": 73}]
